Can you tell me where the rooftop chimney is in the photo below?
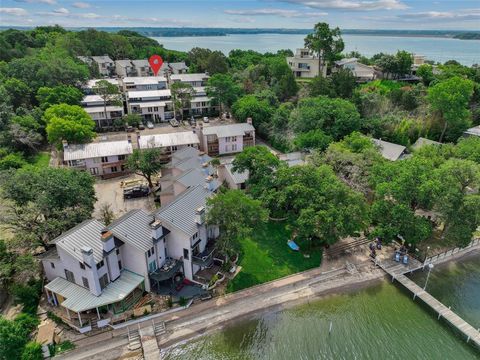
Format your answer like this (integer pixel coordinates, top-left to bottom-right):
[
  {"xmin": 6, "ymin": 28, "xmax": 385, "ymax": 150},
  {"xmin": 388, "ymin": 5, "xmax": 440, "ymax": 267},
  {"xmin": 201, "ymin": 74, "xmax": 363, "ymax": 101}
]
[
  {"xmin": 150, "ymin": 219, "xmax": 163, "ymax": 241},
  {"xmin": 81, "ymin": 246, "xmax": 95, "ymax": 269},
  {"xmin": 127, "ymin": 134, "xmax": 132, "ymax": 144},
  {"xmin": 62, "ymin": 140, "xmax": 68, "ymax": 149},
  {"xmin": 101, "ymin": 230, "xmax": 115, "ymax": 253},
  {"xmin": 246, "ymin": 117, "xmax": 252, "ymax": 125},
  {"xmin": 194, "ymin": 206, "xmax": 205, "ymax": 225}
]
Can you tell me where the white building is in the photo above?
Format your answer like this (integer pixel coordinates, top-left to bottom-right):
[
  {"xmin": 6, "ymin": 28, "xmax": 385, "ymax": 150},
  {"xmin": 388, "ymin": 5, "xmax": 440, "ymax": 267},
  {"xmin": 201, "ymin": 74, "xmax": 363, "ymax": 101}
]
[
  {"xmin": 81, "ymin": 95, "xmax": 124, "ymax": 128},
  {"xmin": 62, "ymin": 139, "xmax": 132, "ymax": 178},
  {"xmin": 83, "ymin": 79, "xmax": 121, "ymax": 95},
  {"xmin": 218, "ymin": 163, "xmax": 248, "ymax": 190},
  {"xmin": 126, "ymin": 89, "xmax": 173, "ymax": 123},
  {"xmin": 464, "ymin": 125, "xmax": 480, "ymax": 138},
  {"xmin": 197, "ymin": 121, "xmax": 255, "ymax": 157},
  {"xmin": 121, "ymin": 76, "xmax": 168, "ymax": 92},
  {"xmin": 90, "ymin": 56, "xmax": 115, "ymax": 77},
  {"xmin": 131, "ymin": 60, "xmax": 153, "ymax": 77},
  {"xmin": 287, "ymin": 48, "xmax": 326, "ymax": 79},
  {"xmin": 138, "ymin": 131, "xmax": 200, "ymax": 159},
  {"xmin": 334, "ymin": 58, "xmax": 376, "ymax": 82},
  {"xmin": 170, "ymin": 73, "xmax": 209, "ymax": 88},
  {"xmin": 41, "ymin": 183, "xmax": 218, "ymax": 332}
]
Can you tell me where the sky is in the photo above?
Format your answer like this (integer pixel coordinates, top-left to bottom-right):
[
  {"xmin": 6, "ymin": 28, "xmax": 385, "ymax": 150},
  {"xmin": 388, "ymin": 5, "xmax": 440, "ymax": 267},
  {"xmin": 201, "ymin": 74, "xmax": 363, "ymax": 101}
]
[{"xmin": 1, "ymin": 0, "xmax": 479, "ymax": 30}]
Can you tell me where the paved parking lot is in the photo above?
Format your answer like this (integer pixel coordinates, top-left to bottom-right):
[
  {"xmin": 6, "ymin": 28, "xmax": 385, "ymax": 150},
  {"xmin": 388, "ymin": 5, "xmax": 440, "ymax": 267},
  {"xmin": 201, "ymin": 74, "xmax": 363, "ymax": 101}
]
[{"xmin": 93, "ymin": 174, "xmax": 156, "ymax": 219}]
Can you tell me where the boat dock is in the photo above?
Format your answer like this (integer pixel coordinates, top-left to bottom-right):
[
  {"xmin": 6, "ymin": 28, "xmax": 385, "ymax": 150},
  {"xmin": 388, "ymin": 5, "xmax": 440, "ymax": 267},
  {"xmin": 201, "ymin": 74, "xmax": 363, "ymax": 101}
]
[{"xmin": 374, "ymin": 241, "xmax": 480, "ymax": 349}]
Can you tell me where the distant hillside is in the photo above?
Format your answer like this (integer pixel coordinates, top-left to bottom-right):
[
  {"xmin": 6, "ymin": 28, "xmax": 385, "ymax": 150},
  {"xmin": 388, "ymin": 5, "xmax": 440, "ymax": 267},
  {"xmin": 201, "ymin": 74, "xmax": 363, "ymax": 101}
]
[{"xmin": 1, "ymin": 26, "xmax": 479, "ymax": 39}]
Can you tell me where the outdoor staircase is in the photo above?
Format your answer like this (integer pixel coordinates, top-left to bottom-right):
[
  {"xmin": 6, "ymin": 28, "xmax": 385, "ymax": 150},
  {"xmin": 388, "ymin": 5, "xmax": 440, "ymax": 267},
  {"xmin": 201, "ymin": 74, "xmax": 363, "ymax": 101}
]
[
  {"xmin": 154, "ymin": 321, "xmax": 166, "ymax": 336},
  {"xmin": 127, "ymin": 326, "xmax": 142, "ymax": 350}
]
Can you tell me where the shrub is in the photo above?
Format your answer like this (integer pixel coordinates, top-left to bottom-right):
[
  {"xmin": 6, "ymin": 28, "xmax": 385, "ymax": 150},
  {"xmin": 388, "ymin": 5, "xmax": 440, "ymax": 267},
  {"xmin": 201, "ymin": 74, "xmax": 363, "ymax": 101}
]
[
  {"xmin": 21, "ymin": 342, "xmax": 43, "ymax": 360},
  {"xmin": 178, "ymin": 297, "xmax": 188, "ymax": 307}
]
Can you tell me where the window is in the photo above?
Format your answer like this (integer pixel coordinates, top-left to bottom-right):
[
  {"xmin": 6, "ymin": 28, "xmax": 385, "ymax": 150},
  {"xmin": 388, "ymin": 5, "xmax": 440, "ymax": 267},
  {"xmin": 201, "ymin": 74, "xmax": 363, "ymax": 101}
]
[
  {"xmin": 96, "ymin": 260, "xmax": 104, "ymax": 270},
  {"xmin": 99, "ymin": 273, "xmax": 109, "ymax": 290},
  {"xmin": 147, "ymin": 249, "xmax": 151, "ymax": 257},
  {"xmin": 111, "ymin": 166, "xmax": 118, "ymax": 173},
  {"xmin": 148, "ymin": 261, "xmax": 157, "ymax": 272},
  {"xmin": 192, "ymin": 232, "xmax": 198, "ymax": 240},
  {"xmin": 118, "ymin": 260, "xmax": 122, "ymax": 270},
  {"xmin": 50, "ymin": 262, "xmax": 55, "ymax": 269},
  {"xmin": 183, "ymin": 248, "xmax": 189, "ymax": 260},
  {"xmin": 101, "ymin": 156, "xmax": 108, "ymax": 163},
  {"xmin": 116, "ymin": 248, "xmax": 120, "ymax": 255},
  {"xmin": 90, "ymin": 167, "xmax": 99, "ymax": 175},
  {"xmin": 151, "ymin": 246, "xmax": 155, "ymax": 255},
  {"xmin": 232, "ymin": 144, "xmax": 237, "ymax": 152},
  {"xmin": 118, "ymin": 155, "xmax": 126, "ymax": 161},
  {"xmin": 79, "ymin": 262, "xmax": 85, "ymax": 270},
  {"xmin": 65, "ymin": 269, "xmax": 75, "ymax": 283},
  {"xmin": 231, "ymin": 136, "xmax": 237, "ymax": 142},
  {"xmin": 82, "ymin": 277, "xmax": 89, "ymax": 289}
]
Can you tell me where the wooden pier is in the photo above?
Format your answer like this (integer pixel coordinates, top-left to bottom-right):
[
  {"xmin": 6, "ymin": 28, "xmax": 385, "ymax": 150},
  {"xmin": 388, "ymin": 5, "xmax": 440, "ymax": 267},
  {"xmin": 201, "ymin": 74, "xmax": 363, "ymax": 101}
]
[{"xmin": 375, "ymin": 255, "xmax": 480, "ymax": 349}]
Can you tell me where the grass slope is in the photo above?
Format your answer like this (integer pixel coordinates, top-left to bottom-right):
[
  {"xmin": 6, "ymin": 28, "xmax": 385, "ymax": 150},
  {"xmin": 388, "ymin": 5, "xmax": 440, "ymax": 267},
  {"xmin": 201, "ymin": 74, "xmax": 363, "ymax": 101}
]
[{"xmin": 227, "ymin": 221, "xmax": 322, "ymax": 292}]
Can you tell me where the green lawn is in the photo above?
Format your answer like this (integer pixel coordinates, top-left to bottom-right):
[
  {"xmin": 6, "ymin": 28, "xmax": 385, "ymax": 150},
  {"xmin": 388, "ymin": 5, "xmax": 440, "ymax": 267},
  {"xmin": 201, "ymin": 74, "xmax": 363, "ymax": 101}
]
[
  {"xmin": 227, "ymin": 221, "xmax": 322, "ymax": 292},
  {"xmin": 28, "ymin": 152, "xmax": 50, "ymax": 168}
]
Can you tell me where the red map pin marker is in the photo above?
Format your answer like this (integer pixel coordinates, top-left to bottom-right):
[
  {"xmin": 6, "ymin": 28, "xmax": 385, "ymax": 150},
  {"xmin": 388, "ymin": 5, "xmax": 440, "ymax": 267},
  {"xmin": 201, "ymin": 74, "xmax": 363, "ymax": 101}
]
[{"xmin": 149, "ymin": 55, "xmax": 163, "ymax": 76}]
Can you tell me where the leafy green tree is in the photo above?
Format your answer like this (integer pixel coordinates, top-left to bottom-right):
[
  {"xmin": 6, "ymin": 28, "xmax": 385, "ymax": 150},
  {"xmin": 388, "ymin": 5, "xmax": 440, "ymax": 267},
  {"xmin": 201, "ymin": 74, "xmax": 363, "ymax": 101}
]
[
  {"xmin": 43, "ymin": 104, "xmax": 96, "ymax": 147},
  {"xmin": 308, "ymin": 76, "xmax": 335, "ymax": 97},
  {"xmin": 231, "ymin": 95, "xmax": 274, "ymax": 128},
  {"xmin": 331, "ymin": 68, "xmax": 356, "ymax": 98},
  {"xmin": 36, "ymin": 85, "xmax": 83, "ymax": 110},
  {"xmin": 3, "ymin": 78, "xmax": 31, "ymax": 110},
  {"xmin": 395, "ymin": 50, "xmax": 413, "ymax": 77},
  {"xmin": 123, "ymin": 114, "xmax": 142, "ymax": 127},
  {"xmin": 432, "ymin": 159, "xmax": 480, "ymax": 246},
  {"xmin": 206, "ymin": 74, "xmax": 242, "ymax": 113},
  {"xmin": 263, "ymin": 165, "xmax": 369, "ymax": 246},
  {"xmin": 290, "ymin": 96, "xmax": 361, "ymax": 140},
  {"xmin": 0, "ymin": 167, "xmax": 95, "ymax": 245},
  {"xmin": 0, "ymin": 316, "xmax": 30, "ymax": 360},
  {"xmin": 293, "ymin": 129, "xmax": 332, "ymax": 151},
  {"xmin": 205, "ymin": 51, "xmax": 229, "ymax": 74},
  {"xmin": 21, "ymin": 342, "xmax": 43, "ymax": 360},
  {"xmin": 206, "ymin": 190, "xmax": 268, "ymax": 257},
  {"xmin": 0, "ymin": 153, "xmax": 27, "ymax": 170},
  {"xmin": 232, "ymin": 146, "xmax": 280, "ymax": 190},
  {"xmin": 126, "ymin": 148, "xmax": 163, "ymax": 188},
  {"xmin": 375, "ymin": 54, "xmax": 397, "ymax": 79},
  {"xmin": 93, "ymin": 80, "xmax": 122, "ymax": 127},
  {"xmin": 427, "ymin": 76, "xmax": 474, "ymax": 142},
  {"xmin": 417, "ymin": 64, "xmax": 435, "ymax": 86},
  {"xmin": 304, "ymin": 22, "xmax": 344, "ymax": 71},
  {"xmin": 170, "ymin": 82, "xmax": 196, "ymax": 120},
  {"xmin": 455, "ymin": 136, "xmax": 480, "ymax": 163}
]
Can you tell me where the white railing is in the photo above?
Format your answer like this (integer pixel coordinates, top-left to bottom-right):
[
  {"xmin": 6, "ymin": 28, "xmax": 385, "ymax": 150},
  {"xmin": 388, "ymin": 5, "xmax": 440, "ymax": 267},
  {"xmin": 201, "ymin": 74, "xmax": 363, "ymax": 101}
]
[{"xmin": 425, "ymin": 238, "xmax": 480, "ymax": 264}]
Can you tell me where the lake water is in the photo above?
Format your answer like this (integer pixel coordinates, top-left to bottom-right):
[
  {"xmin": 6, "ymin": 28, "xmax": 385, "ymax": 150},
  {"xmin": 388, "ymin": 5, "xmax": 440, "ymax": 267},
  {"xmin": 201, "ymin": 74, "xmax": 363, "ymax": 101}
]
[
  {"xmin": 152, "ymin": 34, "xmax": 480, "ymax": 66},
  {"xmin": 163, "ymin": 254, "xmax": 480, "ymax": 359}
]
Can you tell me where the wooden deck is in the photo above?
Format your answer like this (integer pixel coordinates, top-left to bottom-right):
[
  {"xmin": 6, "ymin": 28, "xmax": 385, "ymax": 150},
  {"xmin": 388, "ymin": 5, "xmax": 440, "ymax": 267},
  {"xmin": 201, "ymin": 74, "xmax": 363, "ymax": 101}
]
[{"xmin": 376, "ymin": 258, "xmax": 480, "ymax": 349}]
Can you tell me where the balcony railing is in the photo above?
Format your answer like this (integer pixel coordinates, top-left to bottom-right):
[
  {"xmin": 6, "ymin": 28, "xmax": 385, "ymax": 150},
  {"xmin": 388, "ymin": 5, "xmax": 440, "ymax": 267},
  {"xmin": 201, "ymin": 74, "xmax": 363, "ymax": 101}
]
[{"xmin": 192, "ymin": 243, "xmax": 215, "ymax": 267}]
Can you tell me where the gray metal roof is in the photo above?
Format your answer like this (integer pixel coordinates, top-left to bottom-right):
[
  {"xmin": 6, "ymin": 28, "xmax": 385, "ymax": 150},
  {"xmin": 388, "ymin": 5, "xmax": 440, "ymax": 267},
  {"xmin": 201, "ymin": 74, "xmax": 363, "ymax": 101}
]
[
  {"xmin": 50, "ymin": 219, "xmax": 105, "ymax": 263},
  {"xmin": 412, "ymin": 137, "xmax": 442, "ymax": 150},
  {"xmin": 91, "ymin": 55, "xmax": 113, "ymax": 63},
  {"xmin": 225, "ymin": 163, "xmax": 249, "ymax": 184},
  {"xmin": 63, "ymin": 140, "xmax": 133, "ymax": 161},
  {"xmin": 45, "ymin": 270, "xmax": 144, "ymax": 312},
  {"xmin": 107, "ymin": 209, "xmax": 155, "ymax": 253},
  {"xmin": 372, "ymin": 139, "xmax": 407, "ymax": 161},
  {"xmin": 161, "ymin": 62, "xmax": 188, "ymax": 72},
  {"xmin": 139, "ymin": 132, "xmax": 199, "ymax": 149},
  {"xmin": 155, "ymin": 185, "xmax": 211, "ymax": 237},
  {"xmin": 115, "ymin": 59, "xmax": 132, "ymax": 67},
  {"xmin": 170, "ymin": 73, "xmax": 208, "ymax": 83},
  {"xmin": 176, "ymin": 168, "xmax": 220, "ymax": 191},
  {"xmin": 202, "ymin": 123, "xmax": 255, "ymax": 138},
  {"xmin": 464, "ymin": 125, "xmax": 480, "ymax": 137}
]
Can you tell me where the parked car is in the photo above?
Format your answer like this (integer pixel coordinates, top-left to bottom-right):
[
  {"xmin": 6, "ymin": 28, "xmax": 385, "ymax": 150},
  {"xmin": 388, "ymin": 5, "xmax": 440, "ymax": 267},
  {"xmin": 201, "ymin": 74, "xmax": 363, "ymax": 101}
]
[
  {"xmin": 146, "ymin": 121, "xmax": 154, "ymax": 129},
  {"xmin": 203, "ymin": 116, "xmax": 209, "ymax": 123},
  {"xmin": 126, "ymin": 126, "xmax": 134, "ymax": 132},
  {"xmin": 123, "ymin": 186, "xmax": 150, "ymax": 199},
  {"xmin": 169, "ymin": 119, "xmax": 179, "ymax": 127},
  {"xmin": 138, "ymin": 123, "xmax": 145, "ymax": 130}
]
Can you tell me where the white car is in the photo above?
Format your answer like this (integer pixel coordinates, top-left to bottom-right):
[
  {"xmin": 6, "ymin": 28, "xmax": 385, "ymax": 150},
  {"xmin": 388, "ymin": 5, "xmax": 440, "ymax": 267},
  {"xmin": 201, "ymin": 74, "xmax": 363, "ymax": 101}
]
[
  {"xmin": 146, "ymin": 122, "xmax": 154, "ymax": 129},
  {"xmin": 203, "ymin": 116, "xmax": 209, "ymax": 123}
]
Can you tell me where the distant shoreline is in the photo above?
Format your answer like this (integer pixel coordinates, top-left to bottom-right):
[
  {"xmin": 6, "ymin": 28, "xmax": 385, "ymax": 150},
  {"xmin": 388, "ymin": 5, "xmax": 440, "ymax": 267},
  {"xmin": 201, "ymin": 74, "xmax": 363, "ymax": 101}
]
[{"xmin": 1, "ymin": 26, "xmax": 479, "ymax": 40}]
